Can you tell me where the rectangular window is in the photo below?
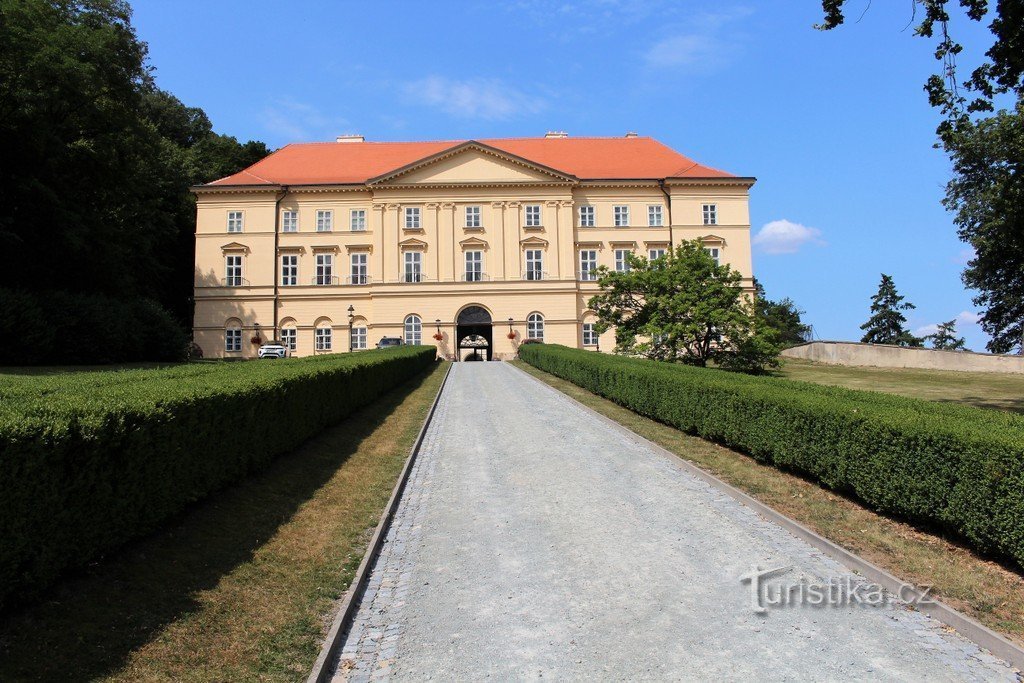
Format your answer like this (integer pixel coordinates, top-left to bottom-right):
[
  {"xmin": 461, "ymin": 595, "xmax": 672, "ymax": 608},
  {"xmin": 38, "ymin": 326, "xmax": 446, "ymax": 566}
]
[
  {"xmin": 403, "ymin": 251, "xmax": 422, "ymax": 283},
  {"xmin": 225, "ymin": 254, "xmax": 243, "ymax": 286},
  {"xmin": 281, "ymin": 210, "xmax": 297, "ymax": 233},
  {"xmin": 350, "ymin": 209, "xmax": 366, "ymax": 232},
  {"xmin": 227, "ymin": 211, "xmax": 243, "ymax": 233},
  {"xmin": 525, "ymin": 204, "xmax": 542, "ymax": 227},
  {"xmin": 351, "ymin": 326, "xmax": 367, "ymax": 350},
  {"xmin": 579, "ymin": 205, "xmax": 595, "ymax": 227},
  {"xmin": 582, "ymin": 323, "xmax": 598, "ymax": 346},
  {"xmin": 315, "ymin": 327, "xmax": 332, "ymax": 351},
  {"xmin": 579, "ymin": 250, "xmax": 597, "ymax": 281},
  {"xmin": 316, "ymin": 209, "xmax": 333, "ymax": 232},
  {"xmin": 315, "ymin": 253, "xmax": 334, "ymax": 285},
  {"xmin": 648, "ymin": 248, "xmax": 667, "ymax": 261},
  {"xmin": 465, "ymin": 205, "xmax": 481, "ymax": 228},
  {"xmin": 613, "ymin": 205, "xmax": 630, "ymax": 227},
  {"xmin": 281, "ymin": 254, "xmax": 298, "ymax": 286},
  {"xmin": 615, "ymin": 249, "xmax": 631, "ymax": 272},
  {"xmin": 280, "ymin": 328, "xmax": 296, "ymax": 351},
  {"xmin": 350, "ymin": 252, "xmax": 368, "ymax": 284},
  {"xmin": 704, "ymin": 246, "xmax": 720, "ymax": 265},
  {"xmin": 404, "ymin": 206, "xmax": 421, "ymax": 229},
  {"xmin": 465, "ymin": 251, "xmax": 483, "ymax": 281},
  {"xmin": 225, "ymin": 328, "xmax": 242, "ymax": 352},
  {"xmin": 702, "ymin": 204, "xmax": 717, "ymax": 225},
  {"xmin": 648, "ymin": 205, "xmax": 663, "ymax": 227},
  {"xmin": 525, "ymin": 249, "xmax": 544, "ymax": 280}
]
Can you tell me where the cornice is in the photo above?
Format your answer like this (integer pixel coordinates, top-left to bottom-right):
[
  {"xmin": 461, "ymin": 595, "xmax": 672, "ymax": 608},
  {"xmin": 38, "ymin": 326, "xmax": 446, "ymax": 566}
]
[{"xmin": 663, "ymin": 177, "xmax": 756, "ymax": 188}]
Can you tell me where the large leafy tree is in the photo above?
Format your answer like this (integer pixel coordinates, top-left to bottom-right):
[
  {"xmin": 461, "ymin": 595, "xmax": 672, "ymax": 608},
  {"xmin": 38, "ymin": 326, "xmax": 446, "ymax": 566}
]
[
  {"xmin": 588, "ymin": 241, "xmax": 782, "ymax": 372},
  {"xmin": 753, "ymin": 278, "xmax": 812, "ymax": 347},
  {"xmin": 818, "ymin": 1, "xmax": 1024, "ymax": 353},
  {"xmin": 860, "ymin": 274, "xmax": 924, "ymax": 347}
]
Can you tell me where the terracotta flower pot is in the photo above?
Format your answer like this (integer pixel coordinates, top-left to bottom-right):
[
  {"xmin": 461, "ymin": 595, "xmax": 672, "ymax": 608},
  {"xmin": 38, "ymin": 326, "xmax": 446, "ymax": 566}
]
[{"xmin": 507, "ymin": 332, "xmax": 516, "ymax": 340}]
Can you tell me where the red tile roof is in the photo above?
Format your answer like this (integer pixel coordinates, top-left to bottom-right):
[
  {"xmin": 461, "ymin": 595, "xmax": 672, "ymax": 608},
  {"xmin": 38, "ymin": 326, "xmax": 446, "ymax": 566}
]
[{"xmin": 207, "ymin": 136, "xmax": 737, "ymax": 187}]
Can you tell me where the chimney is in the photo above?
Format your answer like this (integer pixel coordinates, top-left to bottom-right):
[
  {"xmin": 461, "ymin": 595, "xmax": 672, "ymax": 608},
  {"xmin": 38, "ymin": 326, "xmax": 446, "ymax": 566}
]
[
  {"xmin": 544, "ymin": 131, "xmax": 568, "ymax": 138},
  {"xmin": 624, "ymin": 131, "xmax": 639, "ymax": 138},
  {"xmin": 336, "ymin": 134, "xmax": 365, "ymax": 143}
]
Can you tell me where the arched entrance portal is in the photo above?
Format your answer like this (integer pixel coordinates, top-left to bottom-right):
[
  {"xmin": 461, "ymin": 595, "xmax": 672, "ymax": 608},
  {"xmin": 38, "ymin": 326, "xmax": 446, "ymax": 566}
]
[{"xmin": 456, "ymin": 305, "xmax": 493, "ymax": 361}]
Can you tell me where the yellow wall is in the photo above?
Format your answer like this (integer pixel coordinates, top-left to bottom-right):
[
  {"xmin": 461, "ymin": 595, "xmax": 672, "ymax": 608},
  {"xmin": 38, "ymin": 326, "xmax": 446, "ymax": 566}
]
[{"xmin": 193, "ymin": 148, "xmax": 754, "ymax": 359}]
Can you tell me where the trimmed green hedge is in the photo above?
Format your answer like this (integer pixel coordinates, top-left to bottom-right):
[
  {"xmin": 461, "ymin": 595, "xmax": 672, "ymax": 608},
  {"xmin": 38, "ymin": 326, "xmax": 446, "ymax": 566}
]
[
  {"xmin": 520, "ymin": 345, "xmax": 1024, "ymax": 568},
  {"xmin": 0, "ymin": 347, "xmax": 436, "ymax": 608}
]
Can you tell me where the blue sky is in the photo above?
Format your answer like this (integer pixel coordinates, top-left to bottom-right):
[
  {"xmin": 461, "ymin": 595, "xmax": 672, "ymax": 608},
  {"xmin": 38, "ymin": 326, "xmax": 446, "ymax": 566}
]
[{"xmin": 132, "ymin": 0, "xmax": 1000, "ymax": 350}]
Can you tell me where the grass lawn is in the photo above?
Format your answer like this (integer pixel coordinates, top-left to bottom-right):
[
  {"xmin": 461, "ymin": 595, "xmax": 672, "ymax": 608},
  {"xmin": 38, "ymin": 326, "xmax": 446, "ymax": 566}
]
[
  {"xmin": 511, "ymin": 361, "xmax": 1024, "ymax": 647},
  {"xmin": 0, "ymin": 362, "xmax": 448, "ymax": 682},
  {"xmin": 778, "ymin": 358, "xmax": 1024, "ymax": 413}
]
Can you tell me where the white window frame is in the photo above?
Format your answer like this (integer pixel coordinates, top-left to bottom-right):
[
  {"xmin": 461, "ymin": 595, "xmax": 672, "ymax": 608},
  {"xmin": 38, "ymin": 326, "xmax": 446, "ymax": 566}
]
[
  {"xmin": 704, "ymin": 246, "xmax": 721, "ymax": 265},
  {"xmin": 579, "ymin": 250, "xmax": 597, "ymax": 281},
  {"xmin": 648, "ymin": 205, "xmax": 664, "ymax": 227},
  {"xmin": 225, "ymin": 254, "xmax": 243, "ymax": 286},
  {"xmin": 404, "ymin": 314, "xmax": 422, "ymax": 345},
  {"xmin": 280, "ymin": 327, "xmax": 297, "ymax": 351},
  {"xmin": 582, "ymin": 322, "xmax": 598, "ymax": 346},
  {"xmin": 351, "ymin": 326, "xmax": 367, "ymax": 350},
  {"xmin": 403, "ymin": 251, "xmax": 422, "ymax": 283},
  {"xmin": 648, "ymin": 248, "xmax": 667, "ymax": 261},
  {"xmin": 227, "ymin": 211, "xmax": 244, "ymax": 233},
  {"xmin": 225, "ymin": 327, "xmax": 242, "ymax": 352},
  {"xmin": 465, "ymin": 205, "xmax": 481, "ymax": 228},
  {"xmin": 350, "ymin": 252, "xmax": 368, "ymax": 285},
  {"xmin": 465, "ymin": 250, "xmax": 483, "ymax": 281},
  {"xmin": 614, "ymin": 249, "xmax": 632, "ymax": 272},
  {"xmin": 527, "ymin": 313, "xmax": 545, "ymax": 341},
  {"xmin": 281, "ymin": 254, "xmax": 298, "ymax": 286},
  {"xmin": 702, "ymin": 203, "xmax": 718, "ymax": 226},
  {"xmin": 350, "ymin": 209, "xmax": 366, "ymax": 232},
  {"xmin": 315, "ymin": 326, "xmax": 332, "ymax": 351},
  {"xmin": 613, "ymin": 205, "xmax": 630, "ymax": 227},
  {"xmin": 281, "ymin": 210, "xmax": 297, "ymax": 233},
  {"xmin": 316, "ymin": 209, "xmax": 333, "ymax": 232},
  {"xmin": 315, "ymin": 253, "xmax": 334, "ymax": 285},
  {"xmin": 525, "ymin": 249, "xmax": 544, "ymax": 280},
  {"xmin": 525, "ymin": 204, "xmax": 542, "ymax": 227},
  {"xmin": 578, "ymin": 205, "xmax": 595, "ymax": 227},
  {"xmin": 404, "ymin": 206, "xmax": 421, "ymax": 229}
]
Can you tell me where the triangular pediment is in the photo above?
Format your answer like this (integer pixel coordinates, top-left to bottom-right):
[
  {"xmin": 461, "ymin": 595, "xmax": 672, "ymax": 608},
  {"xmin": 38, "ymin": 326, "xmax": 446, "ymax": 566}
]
[
  {"xmin": 398, "ymin": 237, "xmax": 428, "ymax": 249},
  {"xmin": 701, "ymin": 234, "xmax": 727, "ymax": 245},
  {"xmin": 459, "ymin": 237, "xmax": 489, "ymax": 249},
  {"xmin": 369, "ymin": 142, "xmax": 577, "ymax": 186},
  {"xmin": 520, "ymin": 236, "xmax": 549, "ymax": 247},
  {"xmin": 220, "ymin": 241, "xmax": 249, "ymax": 252}
]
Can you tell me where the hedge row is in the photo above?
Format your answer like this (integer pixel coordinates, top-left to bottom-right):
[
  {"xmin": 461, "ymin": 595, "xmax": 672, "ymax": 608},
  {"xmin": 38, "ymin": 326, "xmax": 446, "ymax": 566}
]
[
  {"xmin": 0, "ymin": 288, "xmax": 189, "ymax": 365},
  {"xmin": 519, "ymin": 344, "xmax": 1024, "ymax": 568},
  {"xmin": 0, "ymin": 347, "xmax": 436, "ymax": 608}
]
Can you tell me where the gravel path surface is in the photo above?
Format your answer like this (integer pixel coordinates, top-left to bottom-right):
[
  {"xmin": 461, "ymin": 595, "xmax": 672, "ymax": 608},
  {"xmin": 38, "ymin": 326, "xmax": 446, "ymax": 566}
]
[{"xmin": 331, "ymin": 362, "xmax": 1020, "ymax": 682}]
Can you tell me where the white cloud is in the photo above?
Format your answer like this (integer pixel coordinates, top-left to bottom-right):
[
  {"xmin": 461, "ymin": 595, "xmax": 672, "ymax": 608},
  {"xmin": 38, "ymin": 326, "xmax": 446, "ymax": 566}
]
[
  {"xmin": 401, "ymin": 76, "xmax": 547, "ymax": 121},
  {"xmin": 913, "ymin": 324, "xmax": 940, "ymax": 338},
  {"xmin": 752, "ymin": 219, "xmax": 825, "ymax": 255},
  {"xmin": 261, "ymin": 99, "xmax": 348, "ymax": 142},
  {"xmin": 954, "ymin": 246, "xmax": 976, "ymax": 265},
  {"xmin": 914, "ymin": 311, "xmax": 981, "ymax": 338},
  {"xmin": 644, "ymin": 34, "xmax": 718, "ymax": 68},
  {"xmin": 644, "ymin": 8, "xmax": 752, "ymax": 70},
  {"xmin": 956, "ymin": 310, "xmax": 981, "ymax": 326}
]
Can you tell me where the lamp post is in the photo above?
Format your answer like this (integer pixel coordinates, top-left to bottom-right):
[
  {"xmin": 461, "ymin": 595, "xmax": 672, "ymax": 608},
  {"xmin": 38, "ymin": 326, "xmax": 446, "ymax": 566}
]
[
  {"xmin": 508, "ymin": 317, "xmax": 514, "ymax": 335},
  {"xmin": 347, "ymin": 305, "xmax": 355, "ymax": 352},
  {"xmin": 435, "ymin": 318, "xmax": 441, "ymax": 335}
]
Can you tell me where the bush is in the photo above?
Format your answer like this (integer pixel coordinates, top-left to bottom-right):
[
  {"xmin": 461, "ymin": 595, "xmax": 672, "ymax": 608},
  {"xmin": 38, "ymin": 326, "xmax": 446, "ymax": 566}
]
[
  {"xmin": 0, "ymin": 289, "xmax": 188, "ymax": 365},
  {"xmin": 519, "ymin": 345, "xmax": 1024, "ymax": 569},
  {"xmin": 0, "ymin": 347, "xmax": 436, "ymax": 608}
]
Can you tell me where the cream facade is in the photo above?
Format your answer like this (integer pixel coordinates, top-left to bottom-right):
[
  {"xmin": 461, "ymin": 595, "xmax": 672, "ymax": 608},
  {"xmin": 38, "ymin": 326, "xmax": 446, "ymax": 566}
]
[{"xmin": 193, "ymin": 138, "xmax": 755, "ymax": 360}]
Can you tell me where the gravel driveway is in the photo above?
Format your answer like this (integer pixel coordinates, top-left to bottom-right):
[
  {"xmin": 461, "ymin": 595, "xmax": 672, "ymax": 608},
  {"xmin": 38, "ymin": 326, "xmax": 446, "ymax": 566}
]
[{"xmin": 331, "ymin": 362, "xmax": 1019, "ymax": 682}]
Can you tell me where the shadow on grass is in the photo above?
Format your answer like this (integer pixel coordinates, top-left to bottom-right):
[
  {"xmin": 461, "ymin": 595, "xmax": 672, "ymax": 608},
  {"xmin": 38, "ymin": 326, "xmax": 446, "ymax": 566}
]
[{"xmin": 0, "ymin": 368, "xmax": 434, "ymax": 682}]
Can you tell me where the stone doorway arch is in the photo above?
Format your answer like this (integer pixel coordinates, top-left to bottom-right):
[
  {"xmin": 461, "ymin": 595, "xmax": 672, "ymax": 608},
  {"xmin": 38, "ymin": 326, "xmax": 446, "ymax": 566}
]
[{"xmin": 456, "ymin": 305, "xmax": 493, "ymax": 361}]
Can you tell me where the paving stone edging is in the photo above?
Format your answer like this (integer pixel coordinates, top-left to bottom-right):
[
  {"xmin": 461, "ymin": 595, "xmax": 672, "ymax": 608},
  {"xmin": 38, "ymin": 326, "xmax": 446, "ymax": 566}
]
[
  {"xmin": 306, "ymin": 363, "xmax": 452, "ymax": 683},
  {"xmin": 508, "ymin": 361, "xmax": 1024, "ymax": 673}
]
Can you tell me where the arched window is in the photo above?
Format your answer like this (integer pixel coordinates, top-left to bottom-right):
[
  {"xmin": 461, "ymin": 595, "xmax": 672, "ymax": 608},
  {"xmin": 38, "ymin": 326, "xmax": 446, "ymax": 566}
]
[
  {"xmin": 527, "ymin": 313, "xmax": 545, "ymax": 341},
  {"xmin": 404, "ymin": 314, "xmax": 422, "ymax": 345},
  {"xmin": 225, "ymin": 318, "xmax": 242, "ymax": 353}
]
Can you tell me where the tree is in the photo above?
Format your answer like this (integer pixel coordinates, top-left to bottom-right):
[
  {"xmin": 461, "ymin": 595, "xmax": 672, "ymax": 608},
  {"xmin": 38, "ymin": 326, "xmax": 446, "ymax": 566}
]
[
  {"xmin": 753, "ymin": 279, "xmax": 812, "ymax": 347},
  {"xmin": 860, "ymin": 274, "xmax": 924, "ymax": 347},
  {"xmin": 588, "ymin": 240, "xmax": 782, "ymax": 373},
  {"xmin": 818, "ymin": 2, "xmax": 1024, "ymax": 354},
  {"xmin": 927, "ymin": 319, "xmax": 968, "ymax": 350}
]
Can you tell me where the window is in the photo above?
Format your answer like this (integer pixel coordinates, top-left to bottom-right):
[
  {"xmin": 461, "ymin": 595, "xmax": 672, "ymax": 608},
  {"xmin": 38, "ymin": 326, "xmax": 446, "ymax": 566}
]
[
  {"xmin": 404, "ymin": 314, "xmax": 422, "ymax": 345},
  {"xmin": 648, "ymin": 205, "xmax": 664, "ymax": 227},
  {"xmin": 704, "ymin": 246, "xmax": 720, "ymax": 265},
  {"xmin": 582, "ymin": 323, "xmax": 598, "ymax": 346},
  {"xmin": 615, "ymin": 249, "xmax": 631, "ymax": 272},
  {"xmin": 527, "ymin": 313, "xmax": 545, "ymax": 341},
  {"xmin": 465, "ymin": 205, "xmax": 481, "ymax": 228},
  {"xmin": 351, "ymin": 326, "xmax": 367, "ymax": 350},
  {"xmin": 525, "ymin": 249, "xmax": 544, "ymax": 280},
  {"xmin": 225, "ymin": 254, "xmax": 243, "ymax": 286},
  {"xmin": 613, "ymin": 205, "xmax": 630, "ymax": 227},
  {"xmin": 227, "ymin": 211, "xmax": 243, "ymax": 233},
  {"xmin": 281, "ymin": 327, "xmax": 296, "ymax": 352},
  {"xmin": 403, "ymin": 251, "xmax": 422, "ymax": 283},
  {"xmin": 525, "ymin": 204, "xmax": 542, "ymax": 227},
  {"xmin": 465, "ymin": 251, "xmax": 483, "ymax": 281},
  {"xmin": 225, "ymin": 327, "xmax": 242, "ymax": 352},
  {"xmin": 702, "ymin": 204, "xmax": 717, "ymax": 225},
  {"xmin": 315, "ymin": 253, "xmax": 334, "ymax": 285},
  {"xmin": 350, "ymin": 252, "xmax": 368, "ymax": 284},
  {"xmin": 281, "ymin": 254, "xmax": 298, "ymax": 286},
  {"xmin": 648, "ymin": 248, "xmax": 667, "ymax": 261},
  {"xmin": 404, "ymin": 207, "xmax": 421, "ymax": 229},
  {"xmin": 579, "ymin": 250, "xmax": 598, "ymax": 281},
  {"xmin": 579, "ymin": 205, "xmax": 595, "ymax": 227},
  {"xmin": 350, "ymin": 209, "xmax": 366, "ymax": 232},
  {"xmin": 282, "ymin": 210, "xmax": 297, "ymax": 233},
  {"xmin": 315, "ymin": 326, "xmax": 332, "ymax": 351},
  {"xmin": 316, "ymin": 210, "xmax": 333, "ymax": 232}
]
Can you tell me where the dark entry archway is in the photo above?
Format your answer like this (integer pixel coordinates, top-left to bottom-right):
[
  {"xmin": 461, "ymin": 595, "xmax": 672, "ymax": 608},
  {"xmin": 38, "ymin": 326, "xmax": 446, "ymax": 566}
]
[{"xmin": 456, "ymin": 305, "xmax": 493, "ymax": 361}]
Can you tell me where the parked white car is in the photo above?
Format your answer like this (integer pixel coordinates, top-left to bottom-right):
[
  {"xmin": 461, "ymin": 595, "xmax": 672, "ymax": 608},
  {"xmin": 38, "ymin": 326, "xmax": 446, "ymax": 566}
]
[{"xmin": 257, "ymin": 341, "xmax": 289, "ymax": 359}]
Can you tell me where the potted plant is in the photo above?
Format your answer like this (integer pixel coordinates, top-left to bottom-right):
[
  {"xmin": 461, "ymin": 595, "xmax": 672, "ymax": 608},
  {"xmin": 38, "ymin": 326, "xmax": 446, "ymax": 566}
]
[
  {"xmin": 250, "ymin": 334, "xmax": 262, "ymax": 346},
  {"xmin": 432, "ymin": 332, "xmax": 443, "ymax": 341},
  {"xmin": 506, "ymin": 331, "xmax": 516, "ymax": 340}
]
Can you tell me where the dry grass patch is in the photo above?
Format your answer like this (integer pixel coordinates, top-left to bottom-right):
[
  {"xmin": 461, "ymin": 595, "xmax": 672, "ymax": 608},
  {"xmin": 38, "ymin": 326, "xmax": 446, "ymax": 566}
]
[
  {"xmin": 0, "ymin": 362, "xmax": 448, "ymax": 682},
  {"xmin": 511, "ymin": 361, "xmax": 1024, "ymax": 645}
]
